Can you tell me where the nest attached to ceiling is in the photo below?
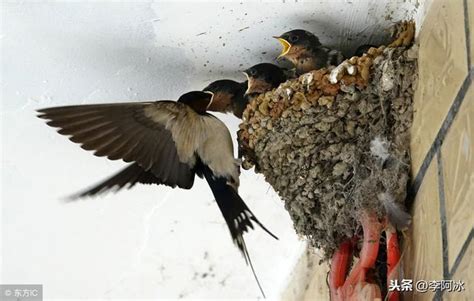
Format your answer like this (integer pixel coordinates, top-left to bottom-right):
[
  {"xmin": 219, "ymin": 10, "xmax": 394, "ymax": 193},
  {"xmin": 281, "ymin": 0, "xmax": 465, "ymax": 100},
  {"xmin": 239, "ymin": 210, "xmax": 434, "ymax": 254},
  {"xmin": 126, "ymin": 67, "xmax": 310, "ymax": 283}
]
[{"xmin": 238, "ymin": 22, "xmax": 417, "ymax": 256}]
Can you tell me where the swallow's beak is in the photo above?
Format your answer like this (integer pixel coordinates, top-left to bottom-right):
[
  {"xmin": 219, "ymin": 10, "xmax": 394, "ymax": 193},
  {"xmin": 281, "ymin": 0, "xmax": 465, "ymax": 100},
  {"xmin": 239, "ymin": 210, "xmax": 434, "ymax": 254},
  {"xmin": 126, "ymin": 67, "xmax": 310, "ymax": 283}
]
[
  {"xmin": 274, "ymin": 36, "xmax": 292, "ymax": 59},
  {"xmin": 203, "ymin": 90, "xmax": 214, "ymax": 110},
  {"xmin": 245, "ymin": 77, "xmax": 272, "ymax": 96},
  {"xmin": 242, "ymin": 72, "xmax": 252, "ymax": 96}
]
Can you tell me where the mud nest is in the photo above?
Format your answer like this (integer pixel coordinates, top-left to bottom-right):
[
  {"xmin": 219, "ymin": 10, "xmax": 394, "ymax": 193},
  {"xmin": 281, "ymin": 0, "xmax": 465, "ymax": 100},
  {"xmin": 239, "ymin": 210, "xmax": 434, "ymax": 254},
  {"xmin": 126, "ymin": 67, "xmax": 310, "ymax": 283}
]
[{"xmin": 238, "ymin": 22, "xmax": 417, "ymax": 257}]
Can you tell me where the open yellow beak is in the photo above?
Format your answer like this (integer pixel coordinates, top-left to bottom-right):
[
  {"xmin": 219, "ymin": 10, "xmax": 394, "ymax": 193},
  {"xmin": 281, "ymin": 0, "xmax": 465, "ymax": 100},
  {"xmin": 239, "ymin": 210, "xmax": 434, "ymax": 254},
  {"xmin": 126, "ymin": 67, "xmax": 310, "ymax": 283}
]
[{"xmin": 274, "ymin": 37, "xmax": 292, "ymax": 59}]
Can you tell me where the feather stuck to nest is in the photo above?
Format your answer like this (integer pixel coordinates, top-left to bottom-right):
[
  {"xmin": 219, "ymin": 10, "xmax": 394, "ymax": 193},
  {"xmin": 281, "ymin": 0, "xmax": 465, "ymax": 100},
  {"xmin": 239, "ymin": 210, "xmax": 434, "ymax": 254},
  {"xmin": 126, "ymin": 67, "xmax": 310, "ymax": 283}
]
[{"xmin": 238, "ymin": 21, "xmax": 416, "ymax": 256}]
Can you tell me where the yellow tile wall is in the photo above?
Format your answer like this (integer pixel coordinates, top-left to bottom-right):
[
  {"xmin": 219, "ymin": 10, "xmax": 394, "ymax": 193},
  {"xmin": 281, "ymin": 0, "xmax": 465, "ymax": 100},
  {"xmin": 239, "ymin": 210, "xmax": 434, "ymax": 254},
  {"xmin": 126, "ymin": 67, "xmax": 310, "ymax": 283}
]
[
  {"xmin": 407, "ymin": 0, "xmax": 473, "ymax": 300},
  {"xmin": 445, "ymin": 243, "xmax": 473, "ymax": 301},
  {"xmin": 468, "ymin": 0, "xmax": 474, "ymax": 68},
  {"xmin": 404, "ymin": 160, "xmax": 444, "ymax": 301},
  {"xmin": 440, "ymin": 85, "xmax": 474, "ymax": 269},
  {"xmin": 284, "ymin": 0, "xmax": 473, "ymax": 299},
  {"xmin": 410, "ymin": 0, "xmax": 469, "ymax": 175}
]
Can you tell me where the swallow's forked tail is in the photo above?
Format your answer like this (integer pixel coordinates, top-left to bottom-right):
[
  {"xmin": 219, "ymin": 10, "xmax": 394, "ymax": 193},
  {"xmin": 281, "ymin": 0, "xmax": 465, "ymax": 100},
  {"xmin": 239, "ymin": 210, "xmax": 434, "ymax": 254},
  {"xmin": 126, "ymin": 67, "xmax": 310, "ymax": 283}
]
[{"xmin": 200, "ymin": 165, "xmax": 278, "ymax": 298}]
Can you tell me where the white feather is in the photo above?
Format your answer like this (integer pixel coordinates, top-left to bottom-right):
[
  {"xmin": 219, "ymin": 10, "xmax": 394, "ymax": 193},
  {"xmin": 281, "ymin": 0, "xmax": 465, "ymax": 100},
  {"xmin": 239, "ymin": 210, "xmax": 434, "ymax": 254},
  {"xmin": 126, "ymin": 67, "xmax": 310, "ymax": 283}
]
[
  {"xmin": 378, "ymin": 192, "xmax": 411, "ymax": 230},
  {"xmin": 370, "ymin": 136, "xmax": 390, "ymax": 161}
]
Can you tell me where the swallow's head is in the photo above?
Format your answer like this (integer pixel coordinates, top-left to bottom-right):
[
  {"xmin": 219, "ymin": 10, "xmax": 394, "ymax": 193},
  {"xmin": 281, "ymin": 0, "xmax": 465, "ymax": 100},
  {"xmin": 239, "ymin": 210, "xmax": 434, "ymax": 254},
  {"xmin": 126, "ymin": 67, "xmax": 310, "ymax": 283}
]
[
  {"xmin": 274, "ymin": 29, "xmax": 321, "ymax": 60},
  {"xmin": 202, "ymin": 79, "xmax": 247, "ymax": 114},
  {"xmin": 243, "ymin": 63, "xmax": 287, "ymax": 95},
  {"xmin": 178, "ymin": 91, "xmax": 214, "ymax": 114},
  {"xmin": 203, "ymin": 79, "xmax": 245, "ymax": 97}
]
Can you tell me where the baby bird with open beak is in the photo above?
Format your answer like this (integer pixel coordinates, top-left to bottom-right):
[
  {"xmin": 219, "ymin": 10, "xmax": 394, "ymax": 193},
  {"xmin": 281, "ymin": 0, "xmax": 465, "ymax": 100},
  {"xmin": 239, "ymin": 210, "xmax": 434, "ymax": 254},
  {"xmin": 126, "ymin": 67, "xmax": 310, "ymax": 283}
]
[
  {"xmin": 37, "ymin": 90, "xmax": 277, "ymax": 296},
  {"xmin": 274, "ymin": 29, "xmax": 344, "ymax": 74},
  {"xmin": 203, "ymin": 63, "xmax": 288, "ymax": 119}
]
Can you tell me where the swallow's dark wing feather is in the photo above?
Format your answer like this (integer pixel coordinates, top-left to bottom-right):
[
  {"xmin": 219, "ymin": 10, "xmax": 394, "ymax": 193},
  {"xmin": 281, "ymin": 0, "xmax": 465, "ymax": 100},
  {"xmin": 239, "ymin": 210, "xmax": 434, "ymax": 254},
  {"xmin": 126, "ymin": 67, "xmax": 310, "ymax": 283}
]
[
  {"xmin": 37, "ymin": 101, "xmax": 195, "ymax": 189},
  {"xmin": 69, "ymin": 162, "xmax": 185, "ymax": 199}
]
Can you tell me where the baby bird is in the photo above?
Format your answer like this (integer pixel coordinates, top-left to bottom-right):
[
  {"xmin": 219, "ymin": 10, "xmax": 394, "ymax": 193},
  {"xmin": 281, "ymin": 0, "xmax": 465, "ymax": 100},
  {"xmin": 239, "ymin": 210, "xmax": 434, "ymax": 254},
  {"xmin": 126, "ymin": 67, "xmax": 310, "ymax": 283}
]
[
  {"xmin": 274, "ymin": 29, "xmax": 344, "ymax": 74},
  {"xmin": 243, "ymin": 63, "xmax": 288, "ymax": 95},
  {"xmin": 203, "ymin": 79, "xmax": 248, "ymax": 118},
  {"xmin": 203, "ymin": 63, "xmax": 288, "ymax": 119},
  {"xmin": 354, "ymin": 44, "xmax": 377, "ymax": 57}
]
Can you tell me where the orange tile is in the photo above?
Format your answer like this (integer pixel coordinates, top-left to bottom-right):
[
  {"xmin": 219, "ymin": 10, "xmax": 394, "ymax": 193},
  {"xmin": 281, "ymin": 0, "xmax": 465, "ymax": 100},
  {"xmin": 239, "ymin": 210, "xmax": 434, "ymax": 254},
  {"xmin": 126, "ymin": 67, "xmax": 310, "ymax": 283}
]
[
  {"xmin": 410, "ymin": 0, "xmax": 469, "ymax": 176},
  {"xmin": 440, "ymin": 85, "xmax": 474, "ymax": 268},
  {"xmin": 403, "ymin": 160, "xmax": 443, "ymax": 301}
]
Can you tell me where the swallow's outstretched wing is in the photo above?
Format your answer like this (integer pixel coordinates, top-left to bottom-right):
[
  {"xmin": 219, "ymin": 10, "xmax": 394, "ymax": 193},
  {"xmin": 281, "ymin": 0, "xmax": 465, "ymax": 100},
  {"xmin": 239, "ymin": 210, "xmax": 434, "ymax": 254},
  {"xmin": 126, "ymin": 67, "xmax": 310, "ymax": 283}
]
[
  {"xmin": 38, "ymin": 101, "xmax": 199, "ymax": 189},
  {"xmin": 39, "ymin": 99, "xmax": 277, "ymax": 296},
  {"xmin": 69, "ymin": 162, "xmax": 171, "ymax": 198}
]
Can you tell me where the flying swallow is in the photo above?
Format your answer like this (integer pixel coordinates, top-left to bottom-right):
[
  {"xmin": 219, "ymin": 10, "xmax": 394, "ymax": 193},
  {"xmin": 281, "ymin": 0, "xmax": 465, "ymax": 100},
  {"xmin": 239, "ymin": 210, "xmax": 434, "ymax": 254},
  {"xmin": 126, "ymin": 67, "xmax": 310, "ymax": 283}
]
[
  {"xmin": 37, "ymin": 91, "xmax": 277, "ymax": 294},
  {"xmin": 274, "ymin": 29, "xmax": 344, "ymax": 74},
  {"xmin": 203, "ymin": 63, "xmax": 287, "ymax": 119}
]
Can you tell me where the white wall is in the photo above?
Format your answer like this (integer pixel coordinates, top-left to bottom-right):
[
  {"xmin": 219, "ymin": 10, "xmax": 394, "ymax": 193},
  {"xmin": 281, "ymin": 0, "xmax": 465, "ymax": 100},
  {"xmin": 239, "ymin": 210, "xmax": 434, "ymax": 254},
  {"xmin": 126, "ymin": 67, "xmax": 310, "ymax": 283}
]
[{"xmin": 1, "ymin": 1, "xmax": 426, "ymax": 299}]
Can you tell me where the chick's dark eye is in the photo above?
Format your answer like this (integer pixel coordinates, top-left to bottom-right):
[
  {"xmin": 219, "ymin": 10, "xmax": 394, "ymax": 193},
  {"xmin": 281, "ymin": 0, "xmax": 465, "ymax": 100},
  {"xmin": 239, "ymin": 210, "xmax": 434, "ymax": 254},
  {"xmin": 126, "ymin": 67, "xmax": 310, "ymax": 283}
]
[
  {"xmin": 290, "ymin": 35, "xmax": 299, "ymax": 43},
  {"xmin": 249, "ymin": 69, "xmax": 257, "ymax": 76}
]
